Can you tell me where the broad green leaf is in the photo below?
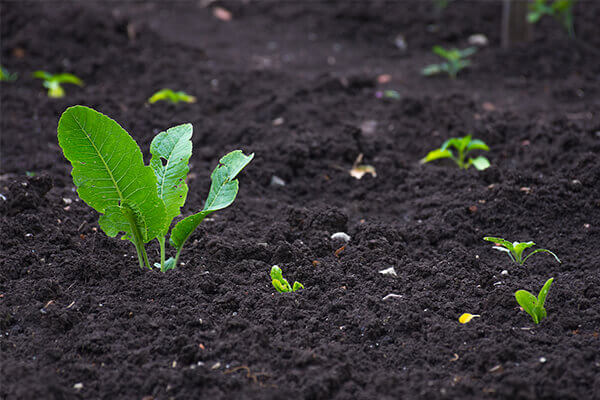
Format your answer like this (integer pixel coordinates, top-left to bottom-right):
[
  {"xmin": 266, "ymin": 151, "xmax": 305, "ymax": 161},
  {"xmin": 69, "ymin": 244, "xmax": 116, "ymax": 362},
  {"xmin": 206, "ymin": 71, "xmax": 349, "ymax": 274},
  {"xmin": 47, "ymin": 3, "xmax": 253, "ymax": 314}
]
[
  {"xmin": 515, "ymin": 290, "xmax": 539, "ymax": 323},
  {"xmin": 420, "ymin": 148, "xmax": 453, "ymax": 163},
  {"xmin": 57, "ymin": 105, "xmax": 166, "ymax": 243},
  {"xmin": 150, "ymin": 123, "xmax": 193, "ymax": 232},
  {"xmin": 467, "ymin": 139, "xmax": 489, "ymax": 152},
  {"xmin": 470, "ymin": 156, "xmax": 490, "ymax": 170},
  {"xmin": 441, "ymin": 137, "xmax": 466, "ymax": 151},
  {"xmin": 169, "ymin": 150, "xmax": 253, "ymax": 249},
  {"xmin": 537, "ymin": 278, "xmax": 554, "ymax": 308}
]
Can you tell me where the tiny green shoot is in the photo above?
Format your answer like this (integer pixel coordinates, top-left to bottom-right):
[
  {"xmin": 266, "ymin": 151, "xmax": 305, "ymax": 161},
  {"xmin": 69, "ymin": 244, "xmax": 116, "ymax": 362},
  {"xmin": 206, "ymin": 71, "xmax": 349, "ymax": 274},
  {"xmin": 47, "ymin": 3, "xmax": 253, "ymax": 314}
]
[
  {"xmin": 421, "ymin": 46, "xmax": 476, "ymax": 79},
  {"xmin": 483, "ymin": 237, "xmax": 560, "ymax": 265},
  {"xmin": 148, "ymin": 89, "xmax": 196, "ymax": 104},
  {"xmin": 515, "ymin": 277, "xmax": 554, "ymax": 324},
  {"xmin": 528, "ymin": 0, "xmax": 575, "ymax": 37},
  {"xmin": 421, "ymin": 135, "xmax": 490, "ymax": 170},
  {"xmin": 33, "ymin": 71, "xmax": 83, "ymax": 98},
  {"xmin": 270, "ymin": 265, "xmax": 304, "ymax": 293},
  {"xmin": 0, "ymin": 66, "xmax": 18, "ymax": 82},
  {"xmin": 57, "ymin": 106, "xmax": 253, "ymax": 271}
]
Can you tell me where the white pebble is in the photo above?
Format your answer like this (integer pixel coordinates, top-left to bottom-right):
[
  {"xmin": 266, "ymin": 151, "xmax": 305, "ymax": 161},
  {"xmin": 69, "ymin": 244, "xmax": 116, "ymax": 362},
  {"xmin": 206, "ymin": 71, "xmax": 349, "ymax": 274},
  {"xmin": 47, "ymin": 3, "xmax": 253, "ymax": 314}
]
[
  {"xmin": 382, "ymin": 293, "xmax": 403, "ymax": 301},
  {"xmin": 378, "ymin": 267, "xmax": 397, "ymax": 277},
  {"xmin": 501, "ymin": 270, "xmax": 508, "ymax": 276},
  {"xmin": 330, "ymin": 232, "xmax": 350, "ymax": 242},
  {"xmin": 270, "ymin": 175, "xmax": 286, "ymax": 187},
  {"xmin": 539, "ymin": 357, "xmax": 547, "ymax": 363},
  {"xmin": 73, "ymin": 383, "xmax": 83, "ymax": 390}
]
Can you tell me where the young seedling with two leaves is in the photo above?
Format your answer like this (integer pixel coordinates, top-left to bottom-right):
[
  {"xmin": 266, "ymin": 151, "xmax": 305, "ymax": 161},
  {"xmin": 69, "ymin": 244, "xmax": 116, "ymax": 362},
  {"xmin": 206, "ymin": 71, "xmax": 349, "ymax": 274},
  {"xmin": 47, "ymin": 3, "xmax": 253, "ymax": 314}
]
[
  {"xmin": 270, "ymin": 266, "xmax": 304, "ymax": 293},
  {"xmin": 421, "ymin": 46, "xmax": 476, "ymax": 79},
  {"xmin": 515, "ymin": 278, "xmax": 554, "ymax": 324},
  {"xmin": 57, "ymin": 106, "xmax": 253, "ymax": 272},
  {"xmin": 528, "ymin": 0, "xmax": 575, "ymax": 37},
  {"xmin": 0, "ymin": 66, "xmax": 18, "ymax": 82},
  {"xmin": 148, "ymin": 89, "xmax": 196, "ymax": 104},
  {"xmin": 421, "ymin": 135, "xmax": 490, "ymax": 170},
  {"xmin": 483, "ymin": 237, "xmax": 560, "ymax": 266},
  {"xmin": 33, "ymin": 71, "xmax": 83, "ymax": 98}
]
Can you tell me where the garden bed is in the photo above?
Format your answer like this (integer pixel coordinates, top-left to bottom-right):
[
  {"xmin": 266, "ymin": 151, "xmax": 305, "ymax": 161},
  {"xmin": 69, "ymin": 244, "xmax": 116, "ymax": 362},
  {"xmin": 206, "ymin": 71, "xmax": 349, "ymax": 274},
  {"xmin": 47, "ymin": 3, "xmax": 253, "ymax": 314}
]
[{"xmin": 1, "ymin": 1, "xmax": 600, "ymax": 399}]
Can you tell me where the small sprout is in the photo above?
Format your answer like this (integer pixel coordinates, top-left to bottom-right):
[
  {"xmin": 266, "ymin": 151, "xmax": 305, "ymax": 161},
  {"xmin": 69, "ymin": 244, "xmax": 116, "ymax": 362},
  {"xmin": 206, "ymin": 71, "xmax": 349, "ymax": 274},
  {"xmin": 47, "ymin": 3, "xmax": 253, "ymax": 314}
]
[
  {"xmin": 515, "ymin": 277, "xmax": 554, "ymax": 324},
  {"xmin": 422, "ymin": 46, "xmax": 476, "ymax": 79},
  {"xmin": 148, "ymin": 89, "xmax": 196, "ymax": 104},
  {"xmin": 375, "ymin": 90, "xmax": 401, "ymax": 99},
  {"xmin": 421, "ymin": 135, "xmax": 490, "ymax": 170},
  {"xmin": 0, "ymin": 65, "xmax": 18, "ymax": 82},
  {"xmin": 528, "ymin": 0, "xmax": 575, "ymax": 37},
  {"xmin": 33, "ymin": 71, "xmax": 83, "ymax": 98},
  {"xmin": 483, "ymin": 237, "xmax": 560, "ymax": 266},
  {"xmin": 350, "ymin": 153, "xmax": 377, "ymax": 179},
  {"xmin": 459, "ymin": 313, "xmax": 480, "ymax": 324},
  {"xmin": 270, "ymin": 265, "xmax": 303, "ymax": 293}
]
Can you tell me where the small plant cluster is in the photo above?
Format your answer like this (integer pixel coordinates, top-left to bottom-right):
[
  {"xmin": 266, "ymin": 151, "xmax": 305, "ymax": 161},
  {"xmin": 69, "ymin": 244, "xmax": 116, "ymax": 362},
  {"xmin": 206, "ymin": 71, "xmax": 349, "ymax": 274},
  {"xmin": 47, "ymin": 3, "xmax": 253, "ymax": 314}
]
[
  {"xmin": 528, "ymin": 0, "xmax": 575, "ymax": 37},
  {"xmin": 484, "ymin": 236, "xmax": 560, "ymax": 324},
  {"xmin": 33, "ymin": 71, "xmax": 83, "ymax": 98},
  {"xmin": 57, "ymin": 106, "xmax": 253, "ymax": 272},
  {"xmin": 3, "ymin": 67, "xmax": 195, "ymax": 103},
  {"xmin": 422, "ymin": 46, "xmax": 476, "ymax": 79},
  {"xmin": 270, "ymin": 266, "xmax": 304, "ymax": 293},
  {"xmin": 0, "ymin": 65, "xmax": 18, "ymax": 82},
  {"xmin": 421, "ymin": 135, "xmax": 490, "ymax": 170}
]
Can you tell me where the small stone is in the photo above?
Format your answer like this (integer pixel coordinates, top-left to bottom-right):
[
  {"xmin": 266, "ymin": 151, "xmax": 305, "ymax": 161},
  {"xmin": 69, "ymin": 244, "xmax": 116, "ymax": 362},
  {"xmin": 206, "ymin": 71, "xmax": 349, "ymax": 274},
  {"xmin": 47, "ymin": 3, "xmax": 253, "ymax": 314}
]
[
  {"xmin": 330, "ymin": 232, "xmax": 350, "ymax": 242},
  {"xmin": 272, "ymin": 117, "xmax": 284, "ymax": 126},
  {"xmin": 394, "ymin": 34, "xmax": 407, "ymax": 51},
  {"xmin": 211, "ymin": 362, "xmax": 221, "ymax": 370},
  {"xmin": 501, "ymin": 270, "xmax": 508, "ymax": 276},
  {"xmin": 62, "ymin": 198, "xmax": 72, "ymax": 205},
  {"xmin": 270, "ymin": 176, "xmax": 286, "ymax": 187},
  {"xmin": 378, "ymin": 267, "xmax": 397, "ymax": 277},
  {"xmin": 539, "ymin": 357, "xmax": 547, "ymax": 363},
  {"xmin": 377, "ymin": 74, "xmax": 391, "ymax": 84},
  {"xmin": 73, "ymin": 383, "xmax": 83, "ymax": 390},
  {"xmin": 468, "ymin": 34, "xmax": 488, "ymax": 46},
  {"xmin": 382, "ymin": 293, "xmax": 403, "ymax": 301},
  {"xmin": 360, "ymin": 120, "xmax": 377, "ymax": 136}
]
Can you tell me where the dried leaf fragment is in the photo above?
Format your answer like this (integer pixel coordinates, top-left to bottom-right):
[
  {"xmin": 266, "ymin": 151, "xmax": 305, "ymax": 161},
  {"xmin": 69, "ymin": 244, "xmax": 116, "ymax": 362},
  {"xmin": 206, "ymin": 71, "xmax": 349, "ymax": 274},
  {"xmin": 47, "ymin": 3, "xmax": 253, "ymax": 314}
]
[
  {"xmin": 459, "ymin": 313, "xmax": 480, "ymax": 324},
  {"xmin": 350, "ymin": 154, "xmax": 376, "ymax": 179}
]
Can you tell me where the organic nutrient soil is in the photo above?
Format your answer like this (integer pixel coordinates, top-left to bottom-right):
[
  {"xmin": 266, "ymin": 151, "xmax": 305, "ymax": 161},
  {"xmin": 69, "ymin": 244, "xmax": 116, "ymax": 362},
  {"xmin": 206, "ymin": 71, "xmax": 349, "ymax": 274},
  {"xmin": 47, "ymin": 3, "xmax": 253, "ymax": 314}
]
[{"xmin": 1, "ymin": 1, "xmax": 600, "ymax": 399}]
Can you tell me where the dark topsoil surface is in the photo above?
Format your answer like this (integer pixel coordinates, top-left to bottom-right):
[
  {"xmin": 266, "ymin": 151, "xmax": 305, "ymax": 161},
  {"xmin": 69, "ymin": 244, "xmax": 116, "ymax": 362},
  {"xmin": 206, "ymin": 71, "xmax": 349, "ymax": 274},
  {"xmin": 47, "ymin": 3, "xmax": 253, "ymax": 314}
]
[{"xmin": 1, "ymin": 1, "xmax": 600, "ymax": 399}]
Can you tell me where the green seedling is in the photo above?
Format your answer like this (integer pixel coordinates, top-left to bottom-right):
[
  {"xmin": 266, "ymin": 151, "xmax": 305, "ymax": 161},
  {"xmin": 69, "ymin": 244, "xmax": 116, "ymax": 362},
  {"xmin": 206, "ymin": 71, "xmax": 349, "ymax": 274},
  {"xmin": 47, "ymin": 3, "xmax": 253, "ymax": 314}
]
[
  {"xmin": 270, "ymin": 265, "xmax": 304, "ymax": 293},
  {"xmin": 421, "ymin": 135, "xmax": 490, "ymax": 170},
  {"xmin": 57, "ymin": 106, "xmax": 253, "ymax": 271},
  {"xmin": 528, "ymin": 0, "xmax": 575, "ymax": 37},
  {"xmin": 421, "ymin": 46, "xmax": 476, "ymax": 79},
  {"xmin": 0, "ymin": 66, "xmax": 18, "ymax": 82},
  {"xmin": 148, "ymin": 89, "xmax": 196, "ymax": 104},
  {"xmin": 483, "ymin": 237, "xmax": 560, "ymax": 265},
  {"xmin": 33, "ymin": 71, "xmax": 83, "ymax": 98},
  {"xmin": 515, "ymin": 277, "xmax": 554, "ymax": 324}
]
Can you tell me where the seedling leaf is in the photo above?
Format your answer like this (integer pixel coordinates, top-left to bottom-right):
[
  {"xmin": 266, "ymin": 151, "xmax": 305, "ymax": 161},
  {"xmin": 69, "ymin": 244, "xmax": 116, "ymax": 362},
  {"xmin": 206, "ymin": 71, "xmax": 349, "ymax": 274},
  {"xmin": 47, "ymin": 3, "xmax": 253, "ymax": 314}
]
[
  {"xmin": 515, "ymin": 290, "xmax": 539, "ymax": 323},
  {"xmin": 420, "ymin": 148, "xmax": 453, "ymax": 163},
  {"xmin": 57, "ymin": 106, "xmax": 166, "ymax": 243},
  {"xmin": 150, "ymin": 123, "xmax": 193, "ymax": 232},
  {"xmin": 470, "ymin": 156, "xmax": 490, "ymax": 170}
]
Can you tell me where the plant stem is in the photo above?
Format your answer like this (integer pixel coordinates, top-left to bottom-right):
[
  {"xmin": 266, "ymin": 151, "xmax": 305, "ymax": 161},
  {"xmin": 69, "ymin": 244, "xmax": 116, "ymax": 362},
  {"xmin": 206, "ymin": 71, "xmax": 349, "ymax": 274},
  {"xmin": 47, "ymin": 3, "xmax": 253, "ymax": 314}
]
[
  {"xmin": 132, "ymin": 240, "xmax": 145, "ymax": 269},
  {"xmin": 122, "ymin": 205, "xmax": 152, "ymax": 269},
  {"xmin": 158, "ymin": 236, "xmax": 166, "ymax": 272}
]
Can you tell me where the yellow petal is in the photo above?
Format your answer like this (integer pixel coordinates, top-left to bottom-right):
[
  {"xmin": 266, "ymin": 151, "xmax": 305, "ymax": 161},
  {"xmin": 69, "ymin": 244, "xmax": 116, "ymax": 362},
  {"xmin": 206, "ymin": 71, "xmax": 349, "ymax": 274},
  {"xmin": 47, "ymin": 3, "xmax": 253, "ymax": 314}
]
[{"xmin": 459, "ymin": 313, "xmax": 480, "ymax": 324}]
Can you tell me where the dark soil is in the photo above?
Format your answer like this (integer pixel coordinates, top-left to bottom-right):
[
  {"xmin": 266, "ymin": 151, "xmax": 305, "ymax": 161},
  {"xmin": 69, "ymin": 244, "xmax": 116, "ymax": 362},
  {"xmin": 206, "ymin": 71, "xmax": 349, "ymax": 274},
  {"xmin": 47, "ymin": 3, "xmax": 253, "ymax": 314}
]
[{"xmin": 2, "ymin": 1, "xmax": 600, "ymax": 399}]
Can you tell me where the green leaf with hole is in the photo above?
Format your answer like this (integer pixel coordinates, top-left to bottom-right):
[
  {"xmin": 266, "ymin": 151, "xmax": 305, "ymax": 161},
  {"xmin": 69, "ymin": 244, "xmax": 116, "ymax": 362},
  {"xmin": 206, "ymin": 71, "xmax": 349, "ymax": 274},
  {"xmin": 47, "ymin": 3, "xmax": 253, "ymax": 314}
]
[
  {"xmin": 57, "ymin": 106, "xmax": 166, "ymax": 247},
  {"xmin": 150, "ymin": 124, "xmax": 193, "ymax": 233}
]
